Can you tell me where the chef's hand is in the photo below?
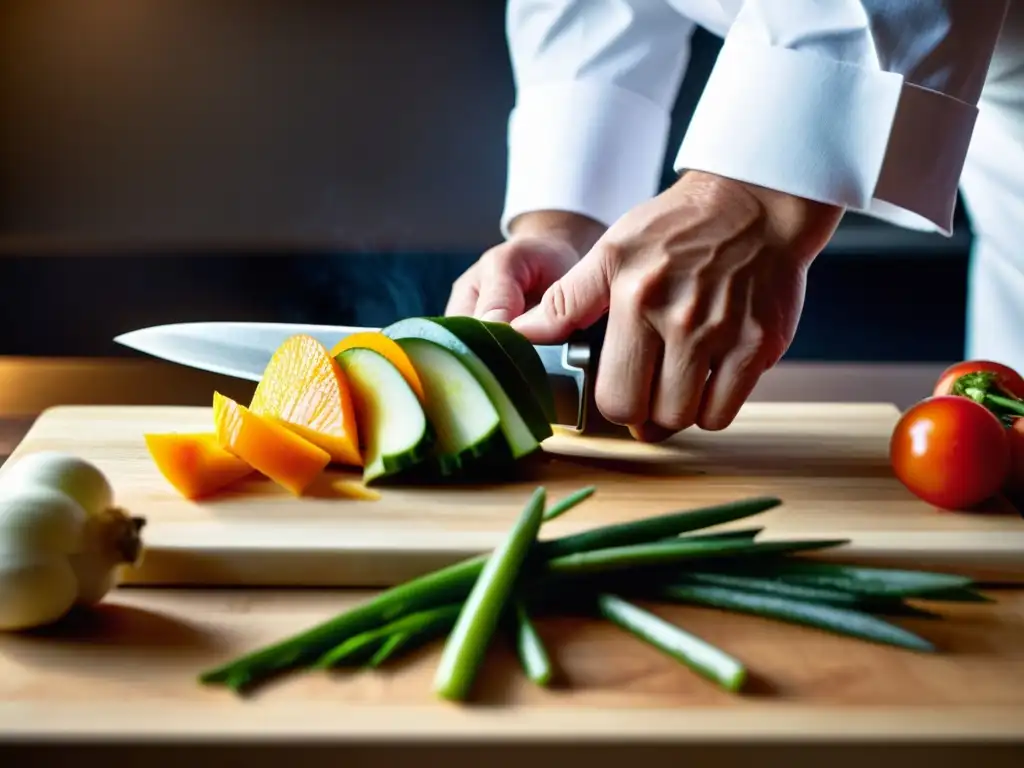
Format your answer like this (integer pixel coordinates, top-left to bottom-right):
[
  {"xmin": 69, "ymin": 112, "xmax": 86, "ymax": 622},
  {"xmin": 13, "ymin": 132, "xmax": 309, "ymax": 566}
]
[
  {"xmin": 511, "ymin": 171, "xmax": 844, "ymax": 440},
  {"xmin": 444, "ymin": 211, "xmax": 605, "ymax": 323}
]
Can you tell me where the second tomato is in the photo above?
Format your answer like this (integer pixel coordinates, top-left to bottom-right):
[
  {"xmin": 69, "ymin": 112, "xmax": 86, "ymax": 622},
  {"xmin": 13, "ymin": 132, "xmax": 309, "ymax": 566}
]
[
  {"xmin": 890, "ymin": 396, "xmax": 1011, "ymax": 510},
  {"xmin": 1006, "ymin": 418, "xmax": 1024, "ymax": 502},
  {"xmin": 933, "ymin": 359, "xmax": 1024, "ymax": 399}
]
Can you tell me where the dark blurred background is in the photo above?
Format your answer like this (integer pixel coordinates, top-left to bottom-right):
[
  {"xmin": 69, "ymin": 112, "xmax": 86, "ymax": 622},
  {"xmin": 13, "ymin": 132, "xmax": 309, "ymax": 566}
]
[{"xmin": 0, "ymin": 0, "xmax": 970, "ymax": 361}]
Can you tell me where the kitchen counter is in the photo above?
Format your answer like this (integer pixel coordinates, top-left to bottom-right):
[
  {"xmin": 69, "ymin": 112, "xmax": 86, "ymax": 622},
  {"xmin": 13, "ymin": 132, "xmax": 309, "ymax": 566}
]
[{"xmin": 1, "ymin": 359, "xmax": 1022, "ymax": 767}]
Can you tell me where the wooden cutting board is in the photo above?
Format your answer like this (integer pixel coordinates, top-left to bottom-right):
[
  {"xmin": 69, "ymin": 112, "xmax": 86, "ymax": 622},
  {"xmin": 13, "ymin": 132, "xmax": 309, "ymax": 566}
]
[
  {"xmin": 4, "ymin": 403, "xmax": 1024, "ymax": 587},
  {"xmin": 1, "ymin": 587, "xmax": 1023, "ymax": 747}
]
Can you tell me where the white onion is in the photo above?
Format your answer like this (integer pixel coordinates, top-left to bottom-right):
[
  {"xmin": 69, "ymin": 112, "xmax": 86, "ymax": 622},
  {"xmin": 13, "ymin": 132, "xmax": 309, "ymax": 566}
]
[
  {"xmin": 0, "ymin": 452, "xmax": 145, "ymax": 630},
  {"xmin": 0, "ymin": 451, "xmax": 114, "ymax": 517}
]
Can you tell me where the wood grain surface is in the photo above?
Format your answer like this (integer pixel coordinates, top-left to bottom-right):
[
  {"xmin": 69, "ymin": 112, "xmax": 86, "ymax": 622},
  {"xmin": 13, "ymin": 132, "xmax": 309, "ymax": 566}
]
[
  {"xmin": 3, "ymin": 403, "xmax": 1023, "ymax": 587},
  {"xmin": 0, "ymin": 586, "xmax": 1022, "ymax": 741}
]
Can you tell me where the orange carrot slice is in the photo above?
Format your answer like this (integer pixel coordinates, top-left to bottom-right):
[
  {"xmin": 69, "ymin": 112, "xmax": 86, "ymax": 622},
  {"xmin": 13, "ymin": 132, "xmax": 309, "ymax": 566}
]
[
  {"xmin": 332, "ymin": 478, "xmax": 382, "ymax": 501},
  {"xmin": 144, "ymin": 432, "xmax": 255, "ymax": 500},
  {"xmin": 330, "ymin": 331, "xmax": 426, "ymax": 402},
  {"xmin": 249, "ymin": 334, "xmax": 362, "ymax": 467},
  {"xmin": 213, "ymin": 391, "xmax": 331, "ymax": 496}
]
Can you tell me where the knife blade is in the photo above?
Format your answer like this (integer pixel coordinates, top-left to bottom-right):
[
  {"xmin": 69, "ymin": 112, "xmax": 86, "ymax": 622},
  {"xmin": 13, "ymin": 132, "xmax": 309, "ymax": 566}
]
[{"xmin": 113, "ymin": 320, "xmax": 610, "ymax": 432}]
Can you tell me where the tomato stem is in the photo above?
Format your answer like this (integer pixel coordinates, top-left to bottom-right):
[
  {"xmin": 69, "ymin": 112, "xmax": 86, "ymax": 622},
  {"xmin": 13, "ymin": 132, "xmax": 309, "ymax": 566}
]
[
  {"xmin": 953, "ymin": 371, "xmax": 1024, "ymax": 424},
  {"xmin": 984, "ymin": 393, "xmax": 1024, "ymax": 417}
]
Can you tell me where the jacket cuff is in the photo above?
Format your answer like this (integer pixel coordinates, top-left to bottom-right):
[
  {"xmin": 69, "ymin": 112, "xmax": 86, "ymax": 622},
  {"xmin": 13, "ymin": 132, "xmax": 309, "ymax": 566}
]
[
  {"xmin": 674, "ymin": 36, "xmax": 978, "ymax": 236},
  {"xmin": 501, "ymin": 81, "xmax": 672, "ymax": 238}
]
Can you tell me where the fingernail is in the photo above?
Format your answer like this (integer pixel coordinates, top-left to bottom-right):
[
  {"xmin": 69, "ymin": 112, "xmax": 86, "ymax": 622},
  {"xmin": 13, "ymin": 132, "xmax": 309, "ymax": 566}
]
[{"xmin": 481, "ymin": 309, "xmax": 510, "ymax": 323}]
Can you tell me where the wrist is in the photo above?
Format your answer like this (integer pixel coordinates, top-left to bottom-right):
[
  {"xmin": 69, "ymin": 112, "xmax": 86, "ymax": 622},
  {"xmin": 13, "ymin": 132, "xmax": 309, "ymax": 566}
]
[
  {"xmin": 684, "ymin": 171, "xmax": 844, "ymax": 261},
  {"xmin": 506, "ymin": 210, "xmax": 607, "ymax": 256}
]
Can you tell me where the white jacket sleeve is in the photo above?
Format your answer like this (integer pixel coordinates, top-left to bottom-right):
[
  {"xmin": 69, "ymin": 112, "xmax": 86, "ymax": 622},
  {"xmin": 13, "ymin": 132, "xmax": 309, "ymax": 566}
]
[
  {"xmin": 501, "ymin": 0, "xmax": 696, "ymax": 236},
  {"xmin": 675, "ymin": 1, "xmax": 1010, "ymax": 235}
]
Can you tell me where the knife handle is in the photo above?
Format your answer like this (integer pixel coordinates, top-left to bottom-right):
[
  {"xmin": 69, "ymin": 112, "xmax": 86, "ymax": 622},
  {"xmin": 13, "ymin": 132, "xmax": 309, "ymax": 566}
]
[{"xmin": 566, "ymin": 314, "xmax": 614, "ymax": 434}]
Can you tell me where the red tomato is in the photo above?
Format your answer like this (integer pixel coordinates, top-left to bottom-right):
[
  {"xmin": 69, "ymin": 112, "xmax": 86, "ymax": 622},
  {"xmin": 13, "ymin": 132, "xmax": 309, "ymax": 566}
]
[
  {"xmin": 890, "ymin": 395, "xmax": 1011, "ymax": 510},
  {"xmin": 1006, "ymin": 418, "xmax": 1024, "ymax": 501},
  {"xmin": 933, "ymin": 359, "xmax": 1024, "ymax": 399}
]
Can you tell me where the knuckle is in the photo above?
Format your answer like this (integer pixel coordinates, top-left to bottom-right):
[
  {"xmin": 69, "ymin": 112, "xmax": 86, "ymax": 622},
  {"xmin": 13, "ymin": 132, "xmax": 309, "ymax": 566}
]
[
  {"xmin": 597, "ymin": 239, "xmax": 652, "ymax": 284},
  {"xmin": 664, "ymin": 301, "xmax": 702, "ymax": 335},
  {"xmin": 610, "ymin": 277, "xmax": 644, "ymax": 315},
  {"xmin": 539, "ymin": 280, "xmax": 571, "ymax": 320},
  {"xmin": 739, "ymin": 322, "xmax": 787, "ymax": 367},
  {"xmin": 763, "ymin": 330, "xmax": 791, "ymax": 365},
  {"xmin": 595, "ymin": 387, "xmax": 640, "ymax": 426},
  {"xmin": 611, "ymin": 264, "xmax": 669, "ymax": 316},
  {"xmin": 706, "ymin": 316, "xmax": 735, "ymax": 345},
  {"xmin": 596, "ymin": 240, "xmax": 626, "ymax": 269},
  {"xmin": 452, "ymin": 273, "xmax": 477, "ymax": 292},
  {"xmin": 633, "ymin": 260, "xmax": 671, "ymax": 304},
  {"xmin": 698, "ymin": 411, "xmax": 737, "ymax": 432},
  {"xmin": 483, "ymin": 244, "xmax": 518, "ymax": 271},
  {"xmin": 631, "ymin": 422, "xmax": 677, "ymax": 443},
  {"xmin": 453, "ymin": 260, "xmax": 481, "ymax": 285},
  {"xmin": 739, "ymin": 321, "xmax": 767, "ymax": 352},
  {"xmin": 542, "ymin": 282, "xmax": 567, "ymax": 317},
  {"xmin": 655, "ymin": 406, "xmax": 696, "ymax": 433}
]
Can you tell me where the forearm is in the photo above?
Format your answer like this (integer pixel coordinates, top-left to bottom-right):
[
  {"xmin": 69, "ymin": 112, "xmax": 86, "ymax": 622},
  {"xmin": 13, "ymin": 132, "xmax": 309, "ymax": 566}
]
[{"xmin": 507, "ymin": 210, "xmax": 607, "ymax": 256}]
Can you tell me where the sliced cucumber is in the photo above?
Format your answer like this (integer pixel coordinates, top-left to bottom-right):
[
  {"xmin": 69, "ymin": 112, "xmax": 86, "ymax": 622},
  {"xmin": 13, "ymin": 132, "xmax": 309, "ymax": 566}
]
[
  {"xmin": 480, "ymin": 320, "xmax": 556, "ymax": 424},
  {"xmin": 420, "ymin": 316, "xmax": 552, "ymax": 443},
  {"xmin": 395, "ymin": 338, "xmax": 504, "ymax": 473},
  {"xmin": 334, "ymin": 347, "xmax": 434, "ymax": 483},
  {"xmin": 382, "ymin": 317, "xmax": 546, "ymax": 459}
]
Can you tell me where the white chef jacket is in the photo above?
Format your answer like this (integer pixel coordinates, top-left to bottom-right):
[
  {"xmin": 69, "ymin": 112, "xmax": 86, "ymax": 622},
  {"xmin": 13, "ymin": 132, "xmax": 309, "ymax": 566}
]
[{"xmin": 501, "ymin": 0, "xmax": 1024, "ymax": 372}]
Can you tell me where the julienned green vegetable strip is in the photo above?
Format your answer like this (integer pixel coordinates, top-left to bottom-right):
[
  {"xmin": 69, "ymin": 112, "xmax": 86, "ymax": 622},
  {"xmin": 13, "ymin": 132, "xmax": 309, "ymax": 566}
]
[
  {"xmin": 681, "ymin": 571, "xmax": 865, "ymax": 604},
  {"xmin": 368, "ymin": 632, "xmax": 410, "ymax": 668},
  {"xmin": 676, "ymin": 527, "xmax": 764, "ymax": 543},
  {"xmin": 657, "ymin": 584, "xmax": 935, "ymax": 652},
  {"xmin": 596, "ymin": 593, "xmax": 746, "ymax": 692},
  {"xmin": 541, "ymin": 486, "xmax": 596, "ymax": 522},
  {"xmin": 369, "ymin": 614, "xmax": 466, "ymax": 668},
  {"xmin": 514, "ymin": 600, "xmax": 553, "ymax": 687},
  {"xmin": 433, "ymin": 486, "xmax": 547, "ymax": 701},
  {"xmin": 704, "ymin": 559, "xmax": 975, "ymax": 598},
  {"xmin": 910, "ymin": 586, "xmax": 994, "ymax": 603},
  {"xmin": 198, "ymin": 492, "xmax": 780, "ymax": 690},
  {"xmin": 317, "ymin": 630, "xmax": 388, "ymax": 667},
  {"xmin": 537, "ymin": 496, "xmax": 782, "ymax": 559},
  {"xmin": 671, "ymin": 572, "xmax": 941, "ymax": 618},
  {"xmin": 315, "ymin": 603, "xmax": 464, "ymax": 669},
  {"xmin": 776, "ymin": 565, "xmax": 973, "ymax": 595},
  {"xmin": 199, "ymin": 559, "xmax": 484, "ymax": 689},
  {"xmin": 544, "ymin": 538, "xmax": 850, "ymax": 577}
]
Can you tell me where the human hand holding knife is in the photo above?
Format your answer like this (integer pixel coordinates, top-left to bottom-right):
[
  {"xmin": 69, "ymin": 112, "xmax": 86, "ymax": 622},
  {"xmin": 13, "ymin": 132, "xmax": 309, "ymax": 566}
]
[{"xmin": 447, "ymin": 172, "xmax": 844, "ymax": 441}]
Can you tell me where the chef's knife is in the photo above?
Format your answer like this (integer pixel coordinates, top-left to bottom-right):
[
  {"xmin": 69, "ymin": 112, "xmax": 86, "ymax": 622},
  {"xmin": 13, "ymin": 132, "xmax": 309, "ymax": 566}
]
[{"xmin": 113, "ymin": 319, "xmax": 618, "ymax": 434}]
